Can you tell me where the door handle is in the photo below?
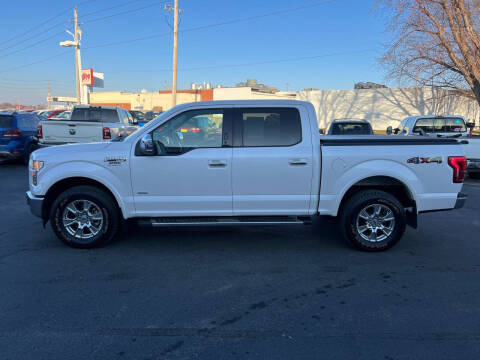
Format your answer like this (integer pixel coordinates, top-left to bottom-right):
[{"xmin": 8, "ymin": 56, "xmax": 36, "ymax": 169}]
[
  {"xmin": 208, "ymin": 160, "xmax": 227, "ymax": 168},
  {"xmin": 289, "ymin": 158, "xmax": 308, "ymax": 166}
]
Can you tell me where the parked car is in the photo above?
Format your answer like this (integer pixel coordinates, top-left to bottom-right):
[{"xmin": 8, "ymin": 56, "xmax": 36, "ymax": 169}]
[
  {"xmin": 387, "ymin": 115, "xmax": 480, "ymax": 179},
  {"xmin": 0, "ymin": 111, "xmax": 41, "ymax": 164},
  {"xmin": 49, "ymin": 111, "xmax": 71, "ymax": 120},
  {"xmin": 326, "ymin": 119, "xmax": 374, "ymax": 135},
  {"xmin": 27, "ymin": 100, "xmax": 467, "ymax": 251},
  {"xmin": 37, "ymin": 105, "xmax": 139, "ymax": 146},
  {"xmin": 46, "ymin": 109, "xmax": 67, "ymax": 119}
]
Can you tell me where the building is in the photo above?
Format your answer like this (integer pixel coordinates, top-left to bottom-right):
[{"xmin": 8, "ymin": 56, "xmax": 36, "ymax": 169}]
[
  {"xmin": 298, "ymin": 87, "xmax": 480, "ymax": 130},
  {"xmin": 86, "ymin": 84, "xmax": 480, "ymax": 131},
  {"xmin": 89, "ymin": 89, "xmax": 213, "ymax": 111}
]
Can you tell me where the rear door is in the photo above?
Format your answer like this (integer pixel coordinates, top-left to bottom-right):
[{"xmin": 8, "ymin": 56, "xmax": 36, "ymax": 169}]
[{"xmin": 231, "ymin": 106, "xmax": 313, "ymax": 215}]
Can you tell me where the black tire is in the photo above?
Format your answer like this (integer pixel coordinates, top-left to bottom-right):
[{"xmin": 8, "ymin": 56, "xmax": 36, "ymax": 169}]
[
  {"xmin": 340, "ymin": 190, "xmax": 406, "ymax": 252},
  {"xmin": 469, "ymin": 172, "xmax": 480, "ymax": 180},
  {"xmin": 50, "ymin": 185, "xmax": 121, "ymax": 249}
]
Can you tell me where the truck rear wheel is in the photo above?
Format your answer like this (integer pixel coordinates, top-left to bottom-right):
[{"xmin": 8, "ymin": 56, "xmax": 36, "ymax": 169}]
[
  {"xmin": 50, "ymin": 185, "xmax": 120, "ymax": 248},
  {"xmin": 340, "ymin": 190, "xmax": 406, "ymax": 252}
]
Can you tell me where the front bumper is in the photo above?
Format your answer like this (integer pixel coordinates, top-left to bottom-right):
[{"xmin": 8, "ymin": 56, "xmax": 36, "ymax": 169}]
[
  {"xmin": 454, "ymin": 192, "xmax": 467, "ymax": 209},
  {"xmin": 26, "ymin": 191, "xmax": 44, "ymax": 218}
]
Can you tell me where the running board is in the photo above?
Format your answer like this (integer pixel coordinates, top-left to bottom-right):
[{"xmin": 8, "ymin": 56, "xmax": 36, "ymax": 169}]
[{"xmin": 138, "ymin": 216, "xmax": 312, "ymax": 227}]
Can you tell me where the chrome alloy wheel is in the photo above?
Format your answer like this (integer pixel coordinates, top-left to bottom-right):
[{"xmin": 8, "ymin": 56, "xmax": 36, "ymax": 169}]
[
  {"xmin": 355, "ymin": 203, "xmax": 395, "ymax": 242},
  {"xmin": 62, "ymin": 200, "xmax": 104, "ymax": 240}
]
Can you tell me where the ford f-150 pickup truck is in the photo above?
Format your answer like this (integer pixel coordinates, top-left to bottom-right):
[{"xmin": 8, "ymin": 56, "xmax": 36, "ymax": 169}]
[{"xmin": 26, "ymin": 100, "xmax": 467, "ymax": 251}]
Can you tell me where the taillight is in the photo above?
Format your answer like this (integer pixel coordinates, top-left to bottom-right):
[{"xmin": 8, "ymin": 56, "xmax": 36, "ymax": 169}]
[
  {"xmin": 37, "ymin": 124, "xmax": 43, "ymax": 139},
  {"xmin": 448, "ymin": 156, "xmax": 467, "ymax": 183},
  {"xmin": 103, "ymin": 127, "xmax": 111, "ymax": 140},
  {"xmin": 2, "ymin": 129, "xmax": 21, "ymax": 138},
  {"xmin": 190, "ymin": 127, "xmax": 201, "ymax": 132}
]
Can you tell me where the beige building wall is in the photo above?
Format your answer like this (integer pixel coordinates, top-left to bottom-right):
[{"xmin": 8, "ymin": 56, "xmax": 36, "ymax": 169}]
[
  {"xmin": 298, "ymin": 88, "xmax": 480, "ymax": 130},
  {"xmin": 89, "ymin": 91, "xmax": 206, "ymax": 111}
]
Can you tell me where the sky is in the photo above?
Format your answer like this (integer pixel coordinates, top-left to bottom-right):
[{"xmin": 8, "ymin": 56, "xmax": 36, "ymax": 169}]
[{"xmin": 0, "ymin": 0, "xmax": 391, "ymax": 105}]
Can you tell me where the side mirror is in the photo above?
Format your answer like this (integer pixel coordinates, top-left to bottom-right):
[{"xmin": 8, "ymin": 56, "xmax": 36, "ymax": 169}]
[
  {"xmin": 138, "ymin": 133, "xmax": 157, "ymax": 156},
  {"xmin": 386, "ymin": 126, "xmax": 393, "ymax": 135},
  {"xmin": 466, "ymin": 122, "xmax": 475, "ymax": 129},
  {"xmin": 319, "ymin": 129, "xmax": 325, "ymax": 135},
  {"xmin": 132, "ymin": 118, "xmax": 139, "ymax": 125}
]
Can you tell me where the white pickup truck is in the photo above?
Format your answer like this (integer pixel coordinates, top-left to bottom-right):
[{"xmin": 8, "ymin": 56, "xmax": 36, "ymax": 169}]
[
  {"xmin": 26, "ymin": 100, "xmax": 467, "ymax": 251},
  {"xmin": 388, "ymin": 115, "xmax": 480, "ymax": 179},
  {"xmin": 37, "ymin": 105, "xmax": 138, "ymax": 146}
]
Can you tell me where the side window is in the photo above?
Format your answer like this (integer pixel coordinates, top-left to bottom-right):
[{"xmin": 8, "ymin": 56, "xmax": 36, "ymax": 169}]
[
  {"xmin": 118, "ymin": 109, "xmax": 129, "ymax": 125},
  {"xmin": 151, "ymin": 109, "xmax": 224, "ymax": 154},
  {"xmin": 238, "ymin": 107, "xmax": 301, "ymax": 147},
  {"xmin": 126, "ymin": 111, "xmax": 134, "ymax": 124},
  {"xmin": 413, "ymin": 118, "xmax": 434, "ymax": 133}
]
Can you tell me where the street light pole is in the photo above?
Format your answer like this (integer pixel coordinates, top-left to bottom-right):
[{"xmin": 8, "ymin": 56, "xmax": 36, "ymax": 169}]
[
  {"xmin": 171, "ymin": 0, "xmax": 179, "ymax": 108},
  {"xmin": 74, "ymin": 6, "xmax": 81, "ymax": 105}
]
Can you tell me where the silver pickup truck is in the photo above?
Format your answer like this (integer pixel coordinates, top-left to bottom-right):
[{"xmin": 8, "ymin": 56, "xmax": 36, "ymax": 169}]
[
  {"xmin": 37, "ymin": 105, "xmax": 138, "ymax": 146},
  {"xmin": 388, "ymin": 115, "xmax": 480, "ymax": 178}
]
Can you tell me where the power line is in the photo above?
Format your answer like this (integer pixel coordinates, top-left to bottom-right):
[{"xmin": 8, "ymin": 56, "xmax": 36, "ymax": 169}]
[
  {"xmin": 79, "ymin": 0, "xmax": 145, "ymax": 18},
  {"xmin": 0, "ymin": 31, "xmax": 65, "ymax": 59},
  {"xmin": 83, "ymin": 0, "xmax": 342, "ymax": 50},
  {"xmin": 0, "ymin": 0, "xmax": 97, "ymax": 47},
  {"xmin": 103, "ymin": 48, "xmax": 380, "ymax": 74},
  {"xmin": 0, "ymin": 50, "xmax": 71, "ymax": 74},
  {"xmin": 82, "ymin": 1, "xmax": 169, "ymax": 24}
]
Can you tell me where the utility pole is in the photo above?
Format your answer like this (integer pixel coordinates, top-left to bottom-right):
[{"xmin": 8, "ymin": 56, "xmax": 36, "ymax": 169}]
[
  {"xmin": 47, "ymin": 80, "xmax": 51, "ymax": 109},
  {"xmin": 171, "ymin": 0, "xmax": 179, "ymax": 108},
  {"xmin": 74, "ymin": 6, "xmax": 81, "ymax": 105}
]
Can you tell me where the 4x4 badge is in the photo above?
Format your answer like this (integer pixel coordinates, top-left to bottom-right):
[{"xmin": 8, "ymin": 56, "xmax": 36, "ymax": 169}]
[{"xmin": 407, "ymin": 157, "xmax": 442, "ymax": 164}]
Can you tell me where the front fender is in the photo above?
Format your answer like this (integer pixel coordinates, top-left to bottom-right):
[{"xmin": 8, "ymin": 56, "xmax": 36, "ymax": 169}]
[{"xmin": 33, "ymin": 161, "xmax": 133, "ymax": 219}]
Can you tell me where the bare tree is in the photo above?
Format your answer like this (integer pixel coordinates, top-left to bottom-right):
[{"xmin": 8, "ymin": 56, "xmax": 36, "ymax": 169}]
[{"xmin": 378, "ymin": 0, "xmax": 480, "ymax": 104}]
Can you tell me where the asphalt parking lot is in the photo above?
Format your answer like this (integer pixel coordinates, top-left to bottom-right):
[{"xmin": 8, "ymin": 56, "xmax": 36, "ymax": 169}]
[{"xmin": 1, "ymin": 163, "xmax": 480, "ymax": 360}]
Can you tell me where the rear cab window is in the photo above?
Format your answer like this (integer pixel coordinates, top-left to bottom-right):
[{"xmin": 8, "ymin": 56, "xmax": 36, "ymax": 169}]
[
  {"xmin": 70, "ymin": 108, "xmax": 120, "ymax": 123},
  {"xmin": 331, "ymin": 123, "xmax": 371, "ymax": 135},
  {"xmin": 413, "ymin": 117, "xmax": 466, "ymax": 133},
  {"xmin": 236, "ymin": 107, "xmax": 302, "ymax": 147}
]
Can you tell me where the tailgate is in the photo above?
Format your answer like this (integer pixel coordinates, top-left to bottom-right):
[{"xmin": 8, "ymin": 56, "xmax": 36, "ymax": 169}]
[{"xmin": 41, "ymin": 121, "xmax": 103, "ymax": 143}]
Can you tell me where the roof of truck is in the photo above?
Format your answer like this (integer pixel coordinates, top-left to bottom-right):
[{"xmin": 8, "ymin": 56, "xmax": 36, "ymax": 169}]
[{"xmin": 177, "ymin": 99, "xmax": 313, "ymax": 107}]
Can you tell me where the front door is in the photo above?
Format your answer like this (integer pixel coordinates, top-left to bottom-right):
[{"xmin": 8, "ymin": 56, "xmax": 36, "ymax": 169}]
[{"xmin": 131, "ymin": 108, "xmax": 233, "ymax": 217}]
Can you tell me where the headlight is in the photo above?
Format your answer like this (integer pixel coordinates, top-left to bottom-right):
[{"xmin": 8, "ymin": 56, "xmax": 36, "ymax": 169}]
[
  {"xmin": 31, "ymin": 160, "xmax": 44, "ymax": 186},
  {"xmin": 32, "ymin": 160, "xmax": 44, "ymax": 171}
]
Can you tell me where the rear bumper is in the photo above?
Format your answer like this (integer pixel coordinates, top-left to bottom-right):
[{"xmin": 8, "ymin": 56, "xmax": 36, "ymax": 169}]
[
  {"xmin": 26, "ymin": 191, "xmax": 44, "ymax": 218},
  {"xmin": 454, "ymin": 192, "xmax": 467, "ymax": 209},
  {"xmin": 467, "ymin": 159, "xmax": 480, "ymax": 173},
  {"xmin": 0, "ymin": 150, "xmax": 22, "ymax": 160}
]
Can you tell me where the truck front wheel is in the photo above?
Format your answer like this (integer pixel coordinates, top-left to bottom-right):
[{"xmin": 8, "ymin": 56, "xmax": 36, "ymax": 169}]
[
  {"xmin": 50, "ymin": 185, "xmax": 121, "ymax": 248},
  {"xmin": 340, "ymin": 190, "xmax": 406, "ymax": 252}
]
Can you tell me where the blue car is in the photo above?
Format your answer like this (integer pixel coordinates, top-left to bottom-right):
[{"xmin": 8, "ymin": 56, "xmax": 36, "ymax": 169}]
[{"xmin": 0, "ymin": 111, "xmax": 41, "ymax": 164}]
